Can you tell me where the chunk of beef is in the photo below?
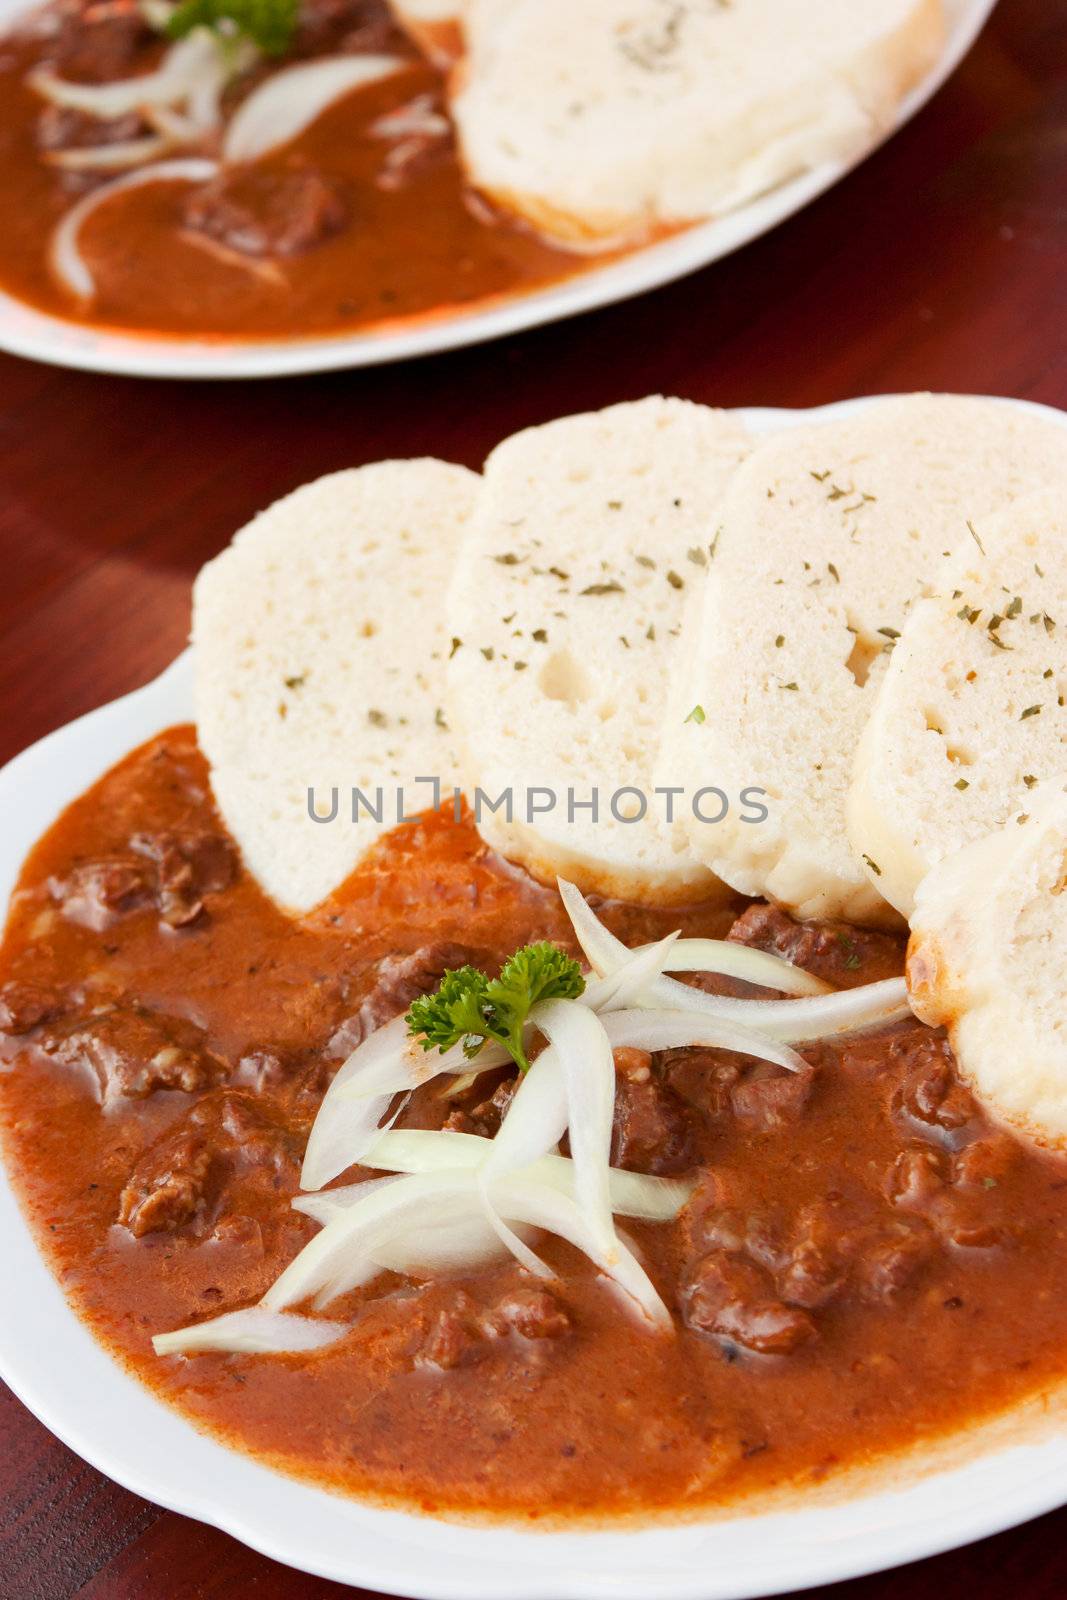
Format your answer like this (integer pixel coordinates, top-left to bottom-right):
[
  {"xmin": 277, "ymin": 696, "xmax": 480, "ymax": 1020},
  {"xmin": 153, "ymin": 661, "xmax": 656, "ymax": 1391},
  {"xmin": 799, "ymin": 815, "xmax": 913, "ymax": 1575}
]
[
  {"xmin": 893, "ymin": 1035, "xmax": 978, "ymax": 1142},
  {"xmin": 182, "ymin": 168, "xmax": 347, "ymax": 259},
  {"xmin": 36, "ymin": 106, "xmax": 147, "ymax": 154},
  {"xmin": 119, "ymin": 1123, "xmax": 213, "ymax": 1237},
  {"xmin": 416, "ymin": 1283, "xmax": 570, "ymax": 1370},
  {"xmin": 886, "ymin": 1143, "xmax": 1014, "ymax": 1251},
  {"xmin": 232, "ymin": 1046, "xmax": 332, "ymax": 1129},
  {"xmin": 443, "ymin": 1075, "xmax": 517, "ymax": 1138},
  {"xmin": 682, "ymin": 1201, "xmax": 748, "ymax": 1260},
  {"xmin": 50, "ymin": 831, "xmax": 235, "ymax": 932},
  {"xmin": 374, "ymin": 97, "xmax": 452, "ymax": 192},
  {"xmin": 486, "ymin": 1286, "xmax": 571, "ymax": 1341},
  {"xmin": 293, "ymin": 0, "xmax": 406, "ymax": 55},
  {"xmin": 129, "ymin": 830, "xmax": 236, "ymax": 928},
  {"xmin": 52, "ymin": 856, "xmax": 156, "ymax": 931},
  {"xmin": 676, "ymin": 1171, "xmax": 730, "ymax": 1257},
  {"xmin": 52, "ymin": 3, "xmax": 153, "ymax": 82},
  {"xmin": 328, "ymin": 941, "xmax": 477, "ymax": 1057},
  {"xmin": 940, "ymin": 1216, "xmax": 1015, "ymax": 1252},
  {"xmin": 611, "ymin": 1049, "xmax": 697, "ymax": 1175},
  {"xmin": 418, "ymin": 1303, "xmax": 483, "ymax": 1371},
  {"xmin": 952, "ymin": 1134, "xmax": 1019, "ymax": 1189},
  {"xmin": 775, "ymin": 1200, "xmax": 852, "ymax": 1309},
  {"xmin": 683, "ymin": 1250, "xmax": 816, "ymax": 1356},
  {"xmin": 730, "ymin": 1058, "xmax": 816, "ymax": 1133},
  {"xmin": 932, "ymin": 1177, "xmax": 1018, "ymax": 1252},
  {"xmin": 42, "ymin": 1005, "xmax": 227, "ymax": 1101},
  {"xmin": 0, "ymin": 980, "xmax": 68, "ymax": 1036},
  {"xmin": 886, "ymin": 1145, "xmax": 949, "ymax": 1210},
  {"xmin": 728, "ymin": 903, "xmax": 904, "ymax": 988},
  {"xmin": 119, "ymin": 1088, "xmax": 301, "ymax": 1238},
  {"xmin": 855, "ymin": 1219, "xmax": 934, "ymax": 1303},
  {"xmin": 659, "ymin": 1047, "xmax": 742, "ymax": 1122}
]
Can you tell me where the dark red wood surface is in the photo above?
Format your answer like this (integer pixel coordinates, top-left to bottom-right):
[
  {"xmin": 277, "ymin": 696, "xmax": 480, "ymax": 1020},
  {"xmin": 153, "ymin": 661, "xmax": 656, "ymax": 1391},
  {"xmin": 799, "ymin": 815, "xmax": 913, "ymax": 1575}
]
[{"xmin": 1, "ymin": 1, "xmax": 1065, "ymax": 1594}]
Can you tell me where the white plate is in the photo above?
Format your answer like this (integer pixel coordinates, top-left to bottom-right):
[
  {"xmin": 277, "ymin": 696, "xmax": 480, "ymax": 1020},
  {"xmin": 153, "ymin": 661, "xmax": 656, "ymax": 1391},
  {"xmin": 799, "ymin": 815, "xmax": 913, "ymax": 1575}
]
[
  {"xmin": 2, "ymin": 394, "xmax": 1066, "ymax": 1599},
  {"xmin": 0, "ymin": 0, "xmax": 996, "ymax": 380}
]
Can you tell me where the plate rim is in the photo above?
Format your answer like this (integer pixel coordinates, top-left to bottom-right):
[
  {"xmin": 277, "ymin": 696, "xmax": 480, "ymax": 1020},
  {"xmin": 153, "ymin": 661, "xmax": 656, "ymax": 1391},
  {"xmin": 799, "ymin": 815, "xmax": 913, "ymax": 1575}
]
[
  {"xmin": 3, "ymin": 392, "xmax": 1067, "ymax": 1598},
  {"xmin": 0, "ymin": 0, "xmax": 998, "ymax": 380}
]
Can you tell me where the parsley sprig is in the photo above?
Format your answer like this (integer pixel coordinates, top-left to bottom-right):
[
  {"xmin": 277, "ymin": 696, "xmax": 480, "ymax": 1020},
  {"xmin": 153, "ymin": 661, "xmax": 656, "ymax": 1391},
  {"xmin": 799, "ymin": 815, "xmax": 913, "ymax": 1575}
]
[
  {"xmin": 166, "ymin": 0, "xmax": 298, "ymax": 57},
  {"xmin": 406, "ymin": 942, "xmax": 585, "ymax": 1074}
]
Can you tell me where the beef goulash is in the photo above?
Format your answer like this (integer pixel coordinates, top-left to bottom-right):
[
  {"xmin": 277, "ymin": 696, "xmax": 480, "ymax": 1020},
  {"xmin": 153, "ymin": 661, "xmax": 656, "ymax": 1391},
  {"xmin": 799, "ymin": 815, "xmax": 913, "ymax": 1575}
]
[
  {"xmin": 0, "ymin": 0, "xmax": 945, "ymax": 339},
  {"xmin": 2, "ymin": 392, "xmax": 1066, "ymax": 1523}
]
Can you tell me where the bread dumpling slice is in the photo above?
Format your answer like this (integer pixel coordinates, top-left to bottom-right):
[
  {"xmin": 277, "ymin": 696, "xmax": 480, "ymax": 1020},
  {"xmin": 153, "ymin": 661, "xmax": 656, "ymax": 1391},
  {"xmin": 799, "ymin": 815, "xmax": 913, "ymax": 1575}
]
[
  {"xmin": 450, "ymin": 0, "xmax": 945, "ymax": 250},
  {"xmin": 445, "ymin": 397, "xmax": 751, "ymax": 904},
  {"xmin": 907, "ymin": 780, "xmax": 1067, "ymax": 1146},
  {"xmin": 658, "ymin": 395, "xmax": 1067, "ymax": 928},
  {"xmin": 193, "ymin": 461, "xmax": 479, "ymax": 913},
  {"xmin": 848, "ymin": 492, "xmax": 1067, "ymax": 918}
]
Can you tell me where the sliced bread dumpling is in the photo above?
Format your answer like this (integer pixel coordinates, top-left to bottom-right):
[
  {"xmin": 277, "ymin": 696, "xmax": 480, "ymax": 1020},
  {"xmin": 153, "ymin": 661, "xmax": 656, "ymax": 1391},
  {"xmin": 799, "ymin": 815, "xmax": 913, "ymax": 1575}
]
[
  {"xmin": 658, "ymin": 395, "xmax": 1067, "ymax": 928},
  {"xmin": 450, "ymin": 0, "xmax": 945, "ymax": 250},
  {"xmin": 445, "ymin": 397, "xmax": 751, "ymax": 904},
  {"xmin": 907, "ymin": 780, "xmax": 1067, "ymax": 1146},
  {"xmin": 848, "ymin": 492, "xmax": 1067, "ymax": 918},
  {"xmin": 193, "ymin": 461, "xmax": 479, "ymax": 913}
]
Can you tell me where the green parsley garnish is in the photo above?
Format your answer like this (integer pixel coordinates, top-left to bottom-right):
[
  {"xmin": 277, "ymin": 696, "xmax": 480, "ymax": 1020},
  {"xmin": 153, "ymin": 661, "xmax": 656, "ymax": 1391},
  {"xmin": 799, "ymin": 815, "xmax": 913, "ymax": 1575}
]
[
  {"xmin": 166, "ymin": 0, "xmax": 298, "ymax": 56},
  {"xmin": 406, "ymin": 943, "xmax": 585, "ymax": 1074}
]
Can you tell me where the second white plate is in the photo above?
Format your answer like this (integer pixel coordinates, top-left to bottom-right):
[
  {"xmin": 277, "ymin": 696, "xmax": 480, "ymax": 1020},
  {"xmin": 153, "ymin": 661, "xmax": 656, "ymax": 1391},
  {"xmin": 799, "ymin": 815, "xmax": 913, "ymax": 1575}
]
[{"xmin": 0, "ymin": 0, "xmax": 996, "ymax": 379}]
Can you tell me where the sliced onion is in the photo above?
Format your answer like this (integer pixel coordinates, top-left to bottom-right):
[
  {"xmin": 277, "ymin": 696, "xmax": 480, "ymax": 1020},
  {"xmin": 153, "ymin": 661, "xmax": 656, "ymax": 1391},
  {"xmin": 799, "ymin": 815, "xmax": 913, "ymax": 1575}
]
[
  {"xmin": 557, "ymin": 877, "xmax": 908, "ymax": 1041},
  {"xmin": 144, "ymin": 103, "xmax": 202, "ymax": 141},
  {"xmin": 436, "ymin": 1068, "xmax": 482, "ymax": 1099},
  {"xmin": 639, "ymin": 935, "xmax": 830, "ymax": 996},
  {"xmin": 482, "ymin": 1047, "xmax": 566, "ymax": 1179},
  {"xmin": 263, "ymin": 1171, "xmax": 482, "ymax": 1311},
  {"xmin": 152, "ymin": 1307, "xmax": 348, "ymax": 1357},
  {"xmin": 586, "ymin": 1163, "xmax": 693, "ymax": 1223},
  {"xmin": 223, "ymin": 55, "xmax": 405, "ymax": 164},
  {"xmin": 294, "ymin": 1172, "xmax": 513, "ymax": 1276},
  {"xmin": 531, "ymin": 999, "xmax": 617, "ymax": 1262},
  {"xmin": 358, "ymin": 1129, "xmax": 694, "ymax": 1221},
  {"xmin": 582, "ymin": 929, "xmax": 679, "ymax": 1012},
  {"xmin": 558, "ymin": 877, "xmax": 829, "ymax": 997},
  {"xmin": 140, "ymin": 0, "xmax": 178, "ymax": 30},
  {"xmin": 302, "ymin": 1013, "xmax": 507, "ymax": 1191},
  {"xmin": 49, "ymin": 157, "xmax": 218, "ymax": 300},
  {"xmin": 29, "ymin": 31, "xmax": 224, "ymax": 120},
  {"xmin": 299, "ymin": 1014, "xmax": 404, "ymax": 1189},
  {"xmin": 365, "ymin": 1127, "xmax": 508, "ymax": 1174},
  {"xmin": 369, "ymin": 94, "xmax": 450, "ymax": 141},
  {"xmin": 634, "ymin": 976, "xmax": 912, "ymax": 1042},
  {"xmin": 374, "ymin": 1211, "xmax": 511, "ymax": 1276},
  {"xmin": 491, "ymin": 1175, "xmax": 671, "ymax": 1332},
  {"xmin": 291, "ymin": 1173, "xmax": 402, "ymax": 1226},
  {"xmin": 177, "ymin": 228, "xmax": 289, "ymax": 286},
  {"xmin": 45, "ymin": 136, "xmax": 172, "ymax": 172},
  {"xmin": 476, "ymin": 1046, "xmax": 565, "ymax": 1277},
  {"xmin": 479, "ymin": 1192, "xmax": 553, "ymax": 1279},
  {"xmin": 598, "ymin": 1008, "xmax": 806, "ymax": 1073}
]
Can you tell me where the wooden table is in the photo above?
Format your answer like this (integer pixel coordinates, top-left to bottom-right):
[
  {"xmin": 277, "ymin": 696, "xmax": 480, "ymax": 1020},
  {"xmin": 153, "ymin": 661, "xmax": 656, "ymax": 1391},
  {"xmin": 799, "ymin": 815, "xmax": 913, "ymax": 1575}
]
[{"xmin": 1, "ymin": 1, "xmax": 1065, "ymax": 1593}]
